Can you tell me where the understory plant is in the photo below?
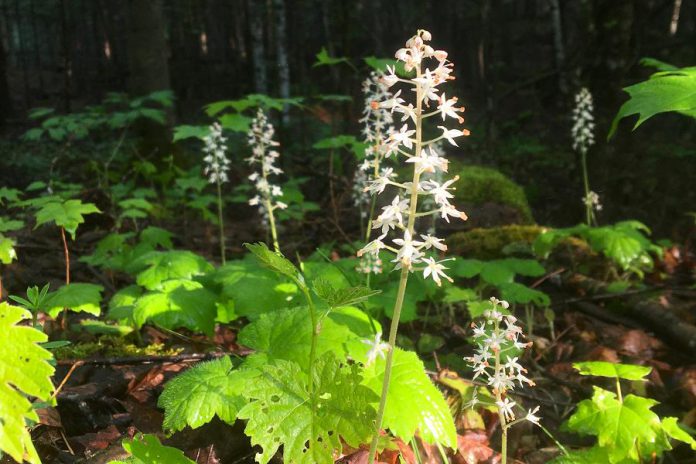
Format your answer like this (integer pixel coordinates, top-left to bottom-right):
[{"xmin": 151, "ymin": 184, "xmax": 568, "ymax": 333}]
[
  {"xmin": 465, "ymin": 297, "xmax": 540, "ymax": 464},
  {"xmin": 247, "ymin": 109, "xmax": 286, "ymax": 252},
  {"xmin": 358, "ymin": 29, "xmax": 470, "ymax": 463},
  {"xmin": 202, "ymin": 122, "xmax": 230, "ymax": 264},
  {"xmin": 550, "ymin": 361, "xmax": 696, "ymax": 463},
  {"xmin": 571, "ymin": 87, "xmax": 599, "ymax": 225}
]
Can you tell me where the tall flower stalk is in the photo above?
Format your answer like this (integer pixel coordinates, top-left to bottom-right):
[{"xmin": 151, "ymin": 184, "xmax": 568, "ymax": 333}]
[
  {"xmin": 361, "ymin": 30, "xmax": 469, "ymax": 463},
  {"xmin": 202, "ymin": 122, "xmax": 230, "ymax": 264},
  {"xmin": 571, "ymin": 87, "xmax": 598, "ymax": 225},
  {"xmin": 247, "ymin": 109, "xmax": 287, "ymax": 253},
  {"xmin": 354, "ymin": 71, "xmax": 395, "ymax": 279},
  {"xmin": 465, "ymin": 298, "xmax": 540, "ymax": 464}
]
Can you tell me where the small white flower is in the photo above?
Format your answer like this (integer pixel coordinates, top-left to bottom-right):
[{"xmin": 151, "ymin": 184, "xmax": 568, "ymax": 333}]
[
  {"xmin": 420, "ymin": 234, "xmax": 447, "ymax": 251},
  {"xmin": 391, "ymin": 124, "xmax": 416, "ymax": 150},
  {"xmin": 437, "ymin": 126, "xmax": 467, "ymax": 146},
  {"xmin": 362, "ymin": 332, "xmax": 391, "ymax": 366},
  {"xmin": 202, "ymin": 123, "xmax": 230, "ymax": 184},
  {"xmin": 525, "ymin": 406, "xmax": 541, "ymax": 425},
  {"xmin": 496, "ymin": 397, "xmax": 517, "ymax": 421},
  {"xmin": 422, "ymin": 257, "xmax": 453, "ymax": 286}
]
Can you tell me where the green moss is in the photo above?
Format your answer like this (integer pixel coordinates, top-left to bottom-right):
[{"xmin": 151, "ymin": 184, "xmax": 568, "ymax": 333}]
[
  {"xmin": 451, "ymin": 165, "xmax": 534, "ymax": 224},
  {"xmin": 447, "ymin": 225, "xmax": 545, "ymax": 259},
  {"xmin": 54, "ymin": 335, "xmax": 182, "ymax": 360}
]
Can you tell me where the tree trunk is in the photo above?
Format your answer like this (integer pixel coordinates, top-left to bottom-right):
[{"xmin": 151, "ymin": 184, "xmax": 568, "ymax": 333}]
[
  {"xmin": 247, "ymin": 0, "xmax": 267, "ymax": 93},
  {"xmin": 273, "ymin": 0, "xmax": 290, "ymax": 122},
  {"xmin": 126, "ymin": 0, "xmax": 170, "ymax": 97},
  {"xmin": 0, "ymin": 2, "xmax": 12, "ymax": 123},
  {"xmin": 126, "ymin": 0, "xmax": 172, "ymax": 152},
  {"xmin": 548, "ymin": 0, "xmax": 567, "ymax": 94}
]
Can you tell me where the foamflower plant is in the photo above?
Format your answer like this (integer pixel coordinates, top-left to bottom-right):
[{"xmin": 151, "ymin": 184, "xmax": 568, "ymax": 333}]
[
  {"xmin": 354, "ymin": 70, "xmax": 395, "ymax": 277},
  {"xmin": 465, "ymin": 297, "xmax": 540, "ymax": 464},
  {"xmin": 360, "ymin": 29, "xmax": 470, "ymax": 463},
  {"xmin": 247, "ymin": 109, "xmax": 287, "ymax": 252},
  {"xmin": 202, "ymin": 122, "xmax": 230, "ymax": 263},
  {"xmin": 571, "ymin": 87, "xmax": 599, "ymax": 225}
]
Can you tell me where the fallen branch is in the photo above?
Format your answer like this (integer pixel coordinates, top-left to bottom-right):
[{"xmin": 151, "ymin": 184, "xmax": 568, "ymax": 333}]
[{"xmin": 56, "ymin": 351, "xmax": 234, "ymax": 367}]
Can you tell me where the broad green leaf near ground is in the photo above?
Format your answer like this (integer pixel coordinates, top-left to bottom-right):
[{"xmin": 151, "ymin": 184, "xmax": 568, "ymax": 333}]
[
  {"xmin": 237, "ymin": 353, "xmax": 377, "ymax": 464},
  {"xmin": 159, "ymin": 356, "xmax": 259, "ymax": 433},
  {"xmin": 45, "ymin": 282, "xmax": 104, "ymax": 318},
  {"xmin": 108, "ymin": 434, "xmax": 195, "ymax": 464},
  {"xmin": 238, "ymin": 305, "xmax": 375, "ymax": 371},
  {"xmin": 133, "ymin": 278, "xmax": 218, "ymax": 336},
  {"xmin": 574, "ymin": 361, "xmax": 651, "ymax": 380},
  {"xmin": 214, "ymin": 259, "xmax": 299, "ymax": 319},
  {"xmin": 130, "ymin": 250, "xmax": 214, "ymax": 290},
  {"xmin": 355, "ymin": 346, "xmax": 458, "ymax": 448},
  {"xmin": 565, "ymin": 387, "xmax": 661, "ymax": 463},
  {"xmin": 0, "ymin": 302, "xmax": 55, "ymax": 464}
]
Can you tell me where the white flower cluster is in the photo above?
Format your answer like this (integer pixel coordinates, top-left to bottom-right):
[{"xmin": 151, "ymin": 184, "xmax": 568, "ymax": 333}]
[
  {"xmin": 571, "ymin": 87, "xmax": 595, "ymax": 155},
  {"xmin": 353, "ymin": 72, "xmax": 395, "ymax": 215},
  {"xmin": 357, "ymin": 30, "xmax": 469, "ymax": 286},
  {"xmin": 202, "ymin": 122, "xmax": 230, "ymax": 184},
  {"xmin": 582, "ymin": 190, "xmax": 602, "ymax": 212},
  {"xmin": 465, "ymin": 298, "xmax": 540, "ymax": 426},
  {"xmin": 356, "ymin": 252, "xmax": 383, "ymax": 275},
  {"xmin": 246, "ymin": 109, "xmax": 287, "ymax": 214}
]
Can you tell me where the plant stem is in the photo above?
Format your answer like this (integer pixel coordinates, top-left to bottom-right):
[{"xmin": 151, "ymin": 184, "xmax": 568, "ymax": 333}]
[
  {"xmin": 260, "ymin": 141, "xmax": 281, "ymax": 253},
  {"xmin": 216, "ymin": 178, "xmax": 226, "ymax": 264},
  {"xmin": 367, "ymin": 64, "xmax": 424, "ymax": 464},
  {"xmin": 60, "ymin": 226, "xmax": 70, "ymax": 330},
  {"xmin": 493, "ymin": 319, "xmax": 508, "ymax": 464},
  {"xmin": 616, "ymin": 377, "xmax": 623, "ymax": 403},
  {"xmin": 581, "ymin": 149, "xmax": 591, "ymax": 225}
]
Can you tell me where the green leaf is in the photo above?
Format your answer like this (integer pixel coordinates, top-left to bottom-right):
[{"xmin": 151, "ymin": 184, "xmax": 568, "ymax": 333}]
[
  {"xmin": 565, "ymin": 387, "xmax": 660, "ymax": 463},
  {"xmin": 312, "ymin": 278, "xmax": 380, "ymax": 308},
  {"xmin": 219, "ymin": 113, "xmax": 251, "ymax": 132},
  {"xmin": 639, "ymin": 57, "xmax": 680, "ymax": 72},
  {"xmin": 573, "ymin": 361, "xmax": 651, "ymax": 381},
  {"xmin": 313, "ymin": 47, "xmax": 351, "ymax": 68},
  {"xmin": 159, "ymin": 356, "xmax": 259, "ymax": 433},
  {"xmin": 0, "ymin": 302, "xmax": 54, "ymax": 464},
  {"xmin": 0, "ymin": 217, "xmax": 24, "ymax": 233},
  {"xmin": 139, "ymin": 226, "xmax": 174, "ymax": 249},
  {"xmin": 109, "ymin": 434, "xmax": 195, "ymax": 464},
  {"xmin": 34, "ymin": 199, "xmax": 101, "ymax": 239},
  {"xmin": 661, "ymin": 417, "xmax": 696, "ymax": 450},
  {"xmin": 451, "ymin": 259, "xmax": 484, "ymax": 278},
  {"xmin": 237, "ymin": 353, "xmax": 377, "ymax": 464},
  {"xmin": 498, "ymin": 282, "xmax": 550, "ymax": 306},
  {"xmin": 244, "ymin": 243, "xmax": 302, "ymax": 285},
  {"xmin": 548, "ymin": 447, "xmax": 620, "ymax": 464},
  {"xmin": 480, "ymin": 261, "xmax": 515, "ymax": 286},
  {"xmin": 215, "ymin": 260, "xmax": 299, "ymax": 319},
  {"xmin": 358, "ymin": 347, "xmax": 457, "ymax": 447},
  {"xmin": 500, "ymin": 258, "xmax": 546, "ymax": 277},
  {"xmin": 443, "ymin": 286, "xmax": 477, "ymax": 304},
  {"xmin": 130, "ymin": 250, "xmax": 214, "ymax": 290},
  {"xmin": 238, "ymin": 306, "xmax": 375, "ymax": 371},
  {"xmin": 133, "ymin": 279, "xmax": 218, "ymax": 336},
  {"xmin": 45, "ymin": 283, "xmax": 103, "ymax": 318},
  {"xmin": 0, "ymin": 187, "xmax": 21, "ymax": 205},
  {"xmin": 609, "ymin": 67, "xmax": 696, "ymax": 138},
  {"xmin": 0, "ymin": 234, "xmax": 17, "ymax": 264}
]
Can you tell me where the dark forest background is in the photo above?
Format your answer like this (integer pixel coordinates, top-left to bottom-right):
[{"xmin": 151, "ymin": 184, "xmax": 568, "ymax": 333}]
[{"xmin": 0, "ymin": 0, "xmax": 694, "ymax": 239}]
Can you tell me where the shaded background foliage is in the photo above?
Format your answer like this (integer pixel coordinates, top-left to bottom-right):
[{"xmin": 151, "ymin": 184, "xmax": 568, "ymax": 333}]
[{"xmin": 0, "ymin": 0, "xmax": 694, "ymax": 238}]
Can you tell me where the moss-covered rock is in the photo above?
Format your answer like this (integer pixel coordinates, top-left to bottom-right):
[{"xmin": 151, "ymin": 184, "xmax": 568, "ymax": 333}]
[
  {"xmin": 450, "ymin": 165, "xmax": 534, "ymax": 227},
  {"xmin": 447, "ymin": 225, "xmax": 545, "ymax": 259}
]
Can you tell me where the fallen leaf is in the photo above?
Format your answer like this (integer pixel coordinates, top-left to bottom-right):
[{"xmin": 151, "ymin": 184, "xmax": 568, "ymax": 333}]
[{"xmin": 454, "ymin": 431, "xmax": 494, "ymax": 464}]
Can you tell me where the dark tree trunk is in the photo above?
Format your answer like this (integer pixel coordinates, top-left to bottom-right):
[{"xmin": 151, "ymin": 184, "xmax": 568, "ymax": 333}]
[
  {"xmin": 273, "ymin": 0, "xmax": 290, "ymax": 122},
  {"xmin": 126, "ymin": 0, "xmax": 170, "ymax": 97},
  {"xmin": 247, "ymin": 0, "xmax": 267, "ymax": 93},
  {"xmin": 0, "ymin": 12, "xmax": 11, "ymax": 123}
]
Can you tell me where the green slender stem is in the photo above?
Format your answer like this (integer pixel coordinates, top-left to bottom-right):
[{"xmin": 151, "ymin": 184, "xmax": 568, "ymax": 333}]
[
  {"xmin": 60, "ymin": 226, "xmax": 70, "ymax": 331},
  {"xmin": 616, "ymin": 377, "xmax": 623, "ymax": 403},
  {"xmin": 300, "ymin": 285, "xmax": 319, "ymax": 445},
  {"xmin": 259, "ymin": 140, "xmax": 281, "ymax": 253},
  {"xmin": 216, "ymin": 178, "xmax": 226, "ymax": 264},
  {"xmin": 493, "ymin": 319, "xmax": 508, "ymax": 464},
  {"xmin": 367, "ymin": 63, "xmax": 424, "ymax": 464},
  {"xmin": 580, "ymin": 149, "xmax": 592, "ymax": 225}
]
